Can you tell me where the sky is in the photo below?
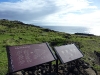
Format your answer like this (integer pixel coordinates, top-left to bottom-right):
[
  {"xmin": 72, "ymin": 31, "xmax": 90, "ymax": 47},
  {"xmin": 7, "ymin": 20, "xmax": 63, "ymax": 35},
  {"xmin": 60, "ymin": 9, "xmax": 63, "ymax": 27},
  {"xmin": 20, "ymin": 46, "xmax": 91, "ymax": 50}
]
[{"xmin": 0, "ymin": 0, "xmax": 100, "ymax": 27}]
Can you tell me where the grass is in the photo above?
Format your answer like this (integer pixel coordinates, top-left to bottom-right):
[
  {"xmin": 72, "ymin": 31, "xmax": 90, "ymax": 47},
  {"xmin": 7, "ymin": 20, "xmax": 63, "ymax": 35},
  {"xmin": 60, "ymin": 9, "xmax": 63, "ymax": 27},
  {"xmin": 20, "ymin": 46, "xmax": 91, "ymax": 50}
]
[{"xmin": 0, "ymin": 19, "xmax": 100, "ymax": 75}]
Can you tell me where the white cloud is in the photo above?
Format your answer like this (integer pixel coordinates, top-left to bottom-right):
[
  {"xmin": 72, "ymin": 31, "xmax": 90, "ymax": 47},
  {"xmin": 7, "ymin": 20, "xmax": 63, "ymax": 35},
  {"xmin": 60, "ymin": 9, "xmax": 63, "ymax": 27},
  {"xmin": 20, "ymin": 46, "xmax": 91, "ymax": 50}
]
[
  {"xmin": 34, "ymin": 0, "xmax": 99, "ymax": 26},
  {"xmin": 0, "ymin": 0, "xmax": 58, "ymax": 21},
  {"xmin": 0, "ymin": 0, "xmax": 100, "ymax": 27},
  {"xmin": 0, "ymin": 0, "xmax": 46, "ymax": 11},
  {"xmin": 42, "ymin": 10, "xmax": 100, "ymax": 26},
  {"xmin": 53, "ymin": 0, "xmax": 97, "ymax": 13},
  {"xmin": 65, "ymin": 10, "xmax": 100, "ymax": 26}
]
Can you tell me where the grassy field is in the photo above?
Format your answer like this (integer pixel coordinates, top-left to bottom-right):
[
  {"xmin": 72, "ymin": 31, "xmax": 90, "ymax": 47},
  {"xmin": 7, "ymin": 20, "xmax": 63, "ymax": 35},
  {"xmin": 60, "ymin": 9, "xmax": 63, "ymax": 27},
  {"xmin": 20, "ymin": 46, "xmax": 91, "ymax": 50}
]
[{"xmin": 0, "ymin": 19, "xmax": 100, "ymax": 75}]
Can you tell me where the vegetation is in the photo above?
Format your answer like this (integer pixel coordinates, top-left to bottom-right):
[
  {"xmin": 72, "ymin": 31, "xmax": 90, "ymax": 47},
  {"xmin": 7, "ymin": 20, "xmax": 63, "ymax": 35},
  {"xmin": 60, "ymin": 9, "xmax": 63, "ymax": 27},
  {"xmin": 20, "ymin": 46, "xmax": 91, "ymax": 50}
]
[{"xmin": 0, "ymin": 19, "xmax": 100, "ymax": 75}]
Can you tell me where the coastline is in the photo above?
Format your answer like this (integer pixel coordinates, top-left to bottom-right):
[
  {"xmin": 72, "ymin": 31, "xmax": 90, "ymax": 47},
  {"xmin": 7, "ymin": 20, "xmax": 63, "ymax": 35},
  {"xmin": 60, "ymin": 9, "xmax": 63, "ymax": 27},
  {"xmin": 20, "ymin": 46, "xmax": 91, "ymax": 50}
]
[{"xmin": 41, "ymin": 26, "xmax": 99, "ymax": 36}]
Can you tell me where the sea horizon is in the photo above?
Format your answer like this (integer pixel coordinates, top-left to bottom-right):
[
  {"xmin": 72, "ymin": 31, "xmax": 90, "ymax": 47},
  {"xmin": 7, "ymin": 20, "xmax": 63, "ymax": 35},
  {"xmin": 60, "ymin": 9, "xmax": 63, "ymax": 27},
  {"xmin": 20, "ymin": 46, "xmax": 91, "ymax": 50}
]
[{"xmin": 40, "ymin": 26, "xmax": 100, "ymax": 36}]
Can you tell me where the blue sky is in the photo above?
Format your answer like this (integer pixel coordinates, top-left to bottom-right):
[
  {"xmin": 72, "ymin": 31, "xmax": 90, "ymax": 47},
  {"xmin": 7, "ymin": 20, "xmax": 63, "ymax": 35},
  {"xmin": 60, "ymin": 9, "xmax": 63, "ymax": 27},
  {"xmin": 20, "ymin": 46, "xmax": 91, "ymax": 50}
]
[
  {"xmin": 0, "ymin": 0, "xmax": 9, "ymax": 2},
  {"xmin": 0, "ymin": 0, "xmax": 17, "ymax": 2},
  {"xmin": 0, "ymin": 0, "xmax": 100, "ymax": 27}
]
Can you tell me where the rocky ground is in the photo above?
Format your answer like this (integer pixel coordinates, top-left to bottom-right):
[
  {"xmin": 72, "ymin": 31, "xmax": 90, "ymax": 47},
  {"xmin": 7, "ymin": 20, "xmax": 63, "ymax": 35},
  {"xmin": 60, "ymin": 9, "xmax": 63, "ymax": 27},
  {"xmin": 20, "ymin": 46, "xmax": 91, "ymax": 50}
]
[{"xmin": 8, "ymin": 59, "xmax": 98, "ymax": 75}]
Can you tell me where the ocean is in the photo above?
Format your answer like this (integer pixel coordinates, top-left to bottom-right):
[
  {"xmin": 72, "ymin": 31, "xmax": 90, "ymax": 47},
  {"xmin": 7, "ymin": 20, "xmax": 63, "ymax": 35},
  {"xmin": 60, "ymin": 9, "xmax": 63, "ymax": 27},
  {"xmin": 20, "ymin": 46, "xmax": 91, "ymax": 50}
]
[{"xmin": 41, "ymin": 26, "xmax": 100, "ymax": 36}]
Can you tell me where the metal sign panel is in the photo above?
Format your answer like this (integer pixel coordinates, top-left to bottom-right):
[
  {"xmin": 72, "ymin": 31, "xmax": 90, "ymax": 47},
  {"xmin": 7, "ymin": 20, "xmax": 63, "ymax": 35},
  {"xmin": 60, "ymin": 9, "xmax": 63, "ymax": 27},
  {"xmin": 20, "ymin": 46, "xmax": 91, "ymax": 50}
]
[
  {"xmin": 54, "ymin": 44, "xmax": 83, "ymax": 63},
  {"xmin": 6, "ymin": 43, "xmax": 56, "ymax": 73}
]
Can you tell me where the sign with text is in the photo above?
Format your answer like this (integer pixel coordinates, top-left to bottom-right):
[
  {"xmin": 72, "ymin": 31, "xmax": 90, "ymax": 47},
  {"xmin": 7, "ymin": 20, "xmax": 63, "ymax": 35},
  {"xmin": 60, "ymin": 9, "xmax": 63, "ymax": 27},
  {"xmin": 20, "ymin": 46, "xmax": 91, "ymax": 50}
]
[
  {"xmin": 6, "ymin": 43, "xmax": 56, "ymax": 73},
  {"xmin": 54, "ymin": 44, "xmax": 83, "ymax": 63}
]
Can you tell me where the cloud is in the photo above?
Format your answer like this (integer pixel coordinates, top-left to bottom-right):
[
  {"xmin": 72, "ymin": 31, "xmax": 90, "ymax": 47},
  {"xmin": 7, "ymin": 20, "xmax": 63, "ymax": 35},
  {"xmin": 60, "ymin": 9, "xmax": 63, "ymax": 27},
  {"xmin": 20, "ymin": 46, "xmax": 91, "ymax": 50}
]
[
  {"xmin": 0, "ymin": 0, "xmax": 58, "ymax": 21},
  {"xmin": 0, "ymin": 0, "xmax": 99, "ymax": 26},
  {"xmin": 34, "ymin": 0, "xmax": 99, "ymax": 26},
  {"xmin": 66, "ymin": 11, "xmax": 100, "ymax": 26}
]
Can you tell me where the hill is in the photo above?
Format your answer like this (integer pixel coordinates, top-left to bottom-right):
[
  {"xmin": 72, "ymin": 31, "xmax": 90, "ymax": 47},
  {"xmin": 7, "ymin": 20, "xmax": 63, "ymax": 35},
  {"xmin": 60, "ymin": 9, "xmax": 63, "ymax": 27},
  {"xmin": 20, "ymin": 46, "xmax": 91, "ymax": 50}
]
[{"xmin": 0, "ymin": 19, "xmax": 100, "ymax": 75}]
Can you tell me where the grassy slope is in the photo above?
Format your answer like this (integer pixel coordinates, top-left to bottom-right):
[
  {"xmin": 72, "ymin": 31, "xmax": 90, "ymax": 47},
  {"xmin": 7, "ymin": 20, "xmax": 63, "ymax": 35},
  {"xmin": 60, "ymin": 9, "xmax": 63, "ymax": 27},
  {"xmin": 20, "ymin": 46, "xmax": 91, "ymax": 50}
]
[{"xmin": 0, "ymin": 19, "xmax": 100, "ymax": 75}]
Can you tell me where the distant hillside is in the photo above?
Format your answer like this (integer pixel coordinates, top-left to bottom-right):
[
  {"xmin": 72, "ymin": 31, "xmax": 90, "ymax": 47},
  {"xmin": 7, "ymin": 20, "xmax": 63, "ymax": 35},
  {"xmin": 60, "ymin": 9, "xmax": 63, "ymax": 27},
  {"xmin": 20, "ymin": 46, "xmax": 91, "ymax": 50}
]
[{"xmin": 0, "ymin": 19, "xmax": 100, "ymax": 75}]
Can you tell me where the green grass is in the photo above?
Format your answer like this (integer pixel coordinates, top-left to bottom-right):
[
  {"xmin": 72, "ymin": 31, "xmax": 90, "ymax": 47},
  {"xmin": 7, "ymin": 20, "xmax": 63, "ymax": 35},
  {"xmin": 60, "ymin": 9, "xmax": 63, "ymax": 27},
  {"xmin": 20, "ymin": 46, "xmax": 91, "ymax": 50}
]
[{"xmin": 0, "ymin": 19, "xmax": 100, "ymax": 75}]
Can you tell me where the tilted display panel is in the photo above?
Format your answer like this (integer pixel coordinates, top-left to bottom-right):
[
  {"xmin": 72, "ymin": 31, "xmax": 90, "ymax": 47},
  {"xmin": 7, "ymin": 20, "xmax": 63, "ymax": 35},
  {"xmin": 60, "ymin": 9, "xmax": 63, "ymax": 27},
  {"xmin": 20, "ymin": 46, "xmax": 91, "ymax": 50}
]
[
  {"xmin": 54, "ymin": 44, "xmax": 83, "ymax": 63},
  {"xmin": 6, "ymin": 43, "xmax": 56, "ymax": 73}
]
